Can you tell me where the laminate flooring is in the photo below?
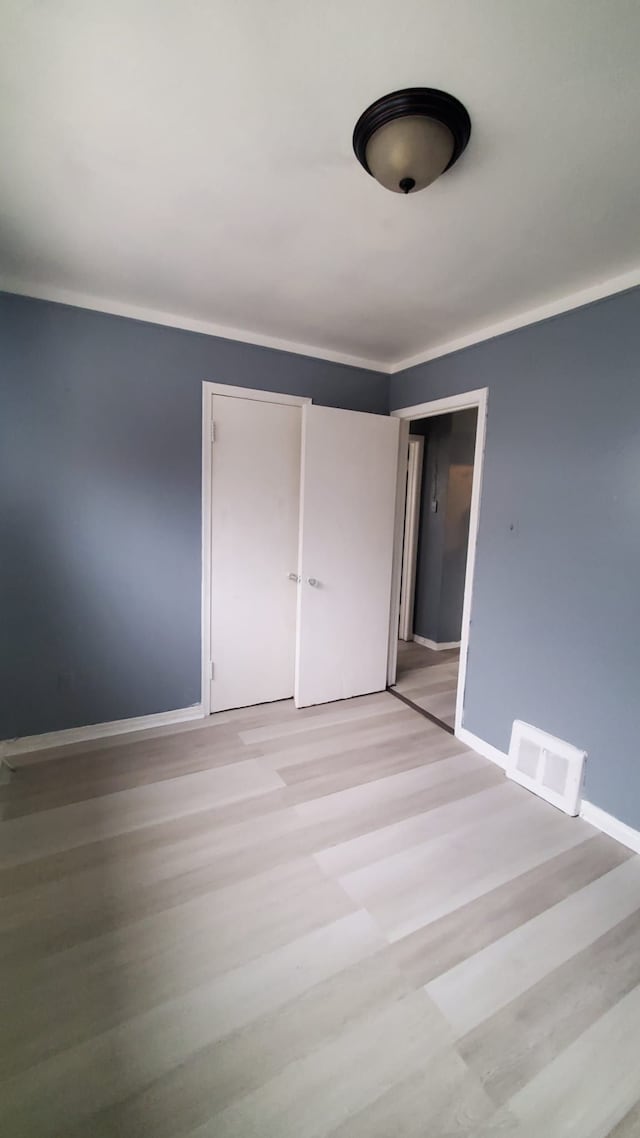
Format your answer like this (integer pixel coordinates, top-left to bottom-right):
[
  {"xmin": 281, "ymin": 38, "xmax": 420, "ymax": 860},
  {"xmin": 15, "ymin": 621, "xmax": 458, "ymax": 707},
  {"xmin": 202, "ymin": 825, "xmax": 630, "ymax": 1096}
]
[
  {"xmin": 393, "ymin": 639, "xmax": 460, "ymax": 728},
  {"xmin": 2, "ymin": 692, "xmax": 640, "ymax": 1137}
]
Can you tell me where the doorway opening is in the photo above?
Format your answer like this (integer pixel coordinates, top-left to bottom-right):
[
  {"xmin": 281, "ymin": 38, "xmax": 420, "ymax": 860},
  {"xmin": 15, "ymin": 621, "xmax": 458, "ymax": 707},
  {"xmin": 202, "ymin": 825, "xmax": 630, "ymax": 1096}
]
[{"xmin": 387, "ymin": 389, "xmax": 488, "ymax": 740}]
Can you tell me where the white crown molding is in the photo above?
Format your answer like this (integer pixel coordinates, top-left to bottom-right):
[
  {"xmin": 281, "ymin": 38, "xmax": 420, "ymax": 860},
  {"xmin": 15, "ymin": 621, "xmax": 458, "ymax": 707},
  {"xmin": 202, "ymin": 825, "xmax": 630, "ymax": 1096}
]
[
  {"xmin": 0, "ymin": 703, "xmax": 204, "ymax": 764},
  {"xmin": 2, "ymin": 264, "xmax": 640, "ymax": 377},
  {"xmin": 0, "ymin": 278, "xmax": 389, "ymax": 374},
  {"xmin": 389, "ymin": 265, "xmax": 640, "ymax": 374}
]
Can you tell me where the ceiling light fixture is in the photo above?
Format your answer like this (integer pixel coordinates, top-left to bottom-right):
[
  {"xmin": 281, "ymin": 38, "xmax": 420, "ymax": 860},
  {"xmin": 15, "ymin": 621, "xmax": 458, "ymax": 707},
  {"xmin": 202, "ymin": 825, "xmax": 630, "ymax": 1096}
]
[{"xmin": 352, "ymin": 87, "xmax": 471, "ymax": 195}]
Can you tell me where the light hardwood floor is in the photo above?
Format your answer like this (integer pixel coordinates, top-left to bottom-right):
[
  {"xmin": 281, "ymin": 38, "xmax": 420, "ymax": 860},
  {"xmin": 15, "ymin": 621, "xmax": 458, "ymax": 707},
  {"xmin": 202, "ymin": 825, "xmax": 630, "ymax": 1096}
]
[
  {"xmin": 2, "ymin": 693, "xmax": 640, "ymax": 1137},
  {"xmin": 393, "ymin": 639, "xmax": 460, "ymax": 727}
]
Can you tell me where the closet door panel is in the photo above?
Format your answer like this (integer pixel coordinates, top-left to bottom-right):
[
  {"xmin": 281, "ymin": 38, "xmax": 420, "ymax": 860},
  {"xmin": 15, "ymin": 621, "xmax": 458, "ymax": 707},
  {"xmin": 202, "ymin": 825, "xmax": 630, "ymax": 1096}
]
[
  {"xmin": 295, "ymin": 405, "xmax": 400, "ymax": 707},
  {"xmin": 209, "ymin": 394, "xmax": 301, "ymax": 712}
]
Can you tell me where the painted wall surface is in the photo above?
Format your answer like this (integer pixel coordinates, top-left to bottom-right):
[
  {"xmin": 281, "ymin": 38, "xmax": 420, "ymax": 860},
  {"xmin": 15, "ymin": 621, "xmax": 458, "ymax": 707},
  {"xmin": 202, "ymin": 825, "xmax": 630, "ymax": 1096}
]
[
  {"xmin": 412, "ymin": 416, "xmax": 449, "ymax": 643},
  {"xmin": 0, "ymin": 292, "xmax": 386, "ymax": 739},
  {"xmin": 390, "ymin": 287, "xmax": 640, "ymax": 828},
  {"xmin": 413, "ymin": 409, "xmax": 475, "ymax": 644}
]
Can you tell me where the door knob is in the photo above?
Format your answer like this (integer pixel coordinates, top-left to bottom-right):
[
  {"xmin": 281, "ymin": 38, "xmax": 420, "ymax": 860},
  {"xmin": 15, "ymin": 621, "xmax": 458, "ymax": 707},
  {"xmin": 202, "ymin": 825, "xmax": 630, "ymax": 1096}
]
[
  {"xmin": 307, "ymin": 577, "xmax": 319, "ymax": 587},
  {"xmin": 288, "ymin": 572, "xmax": 300, "ymax": 583}
]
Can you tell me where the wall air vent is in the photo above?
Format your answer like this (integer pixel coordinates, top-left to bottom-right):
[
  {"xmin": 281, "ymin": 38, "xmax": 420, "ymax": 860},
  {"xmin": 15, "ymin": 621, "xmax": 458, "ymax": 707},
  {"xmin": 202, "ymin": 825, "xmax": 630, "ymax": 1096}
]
[{"xmin": 507, "ymin": 720, "xmax": 586, "ymax": 816}]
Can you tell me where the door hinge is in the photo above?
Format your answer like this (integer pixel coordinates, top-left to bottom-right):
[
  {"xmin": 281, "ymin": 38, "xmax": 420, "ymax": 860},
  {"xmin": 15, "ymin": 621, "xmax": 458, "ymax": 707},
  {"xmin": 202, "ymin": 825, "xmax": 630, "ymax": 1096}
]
[
  {"xmin": 210, "ymin": 661, "xmax": 214, "ymax": 679},
  {"xmin": 210, "ymin": 419, "xmax": 216, "ymax": 443}
]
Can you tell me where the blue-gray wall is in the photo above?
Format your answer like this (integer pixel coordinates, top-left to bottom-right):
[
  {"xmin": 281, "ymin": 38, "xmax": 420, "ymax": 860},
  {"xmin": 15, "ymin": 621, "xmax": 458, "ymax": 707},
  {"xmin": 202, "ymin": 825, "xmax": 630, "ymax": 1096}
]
[
  {"xmin": 413, "ymin": 410, "xmax": 476, "ymax": 644},
  {"xmin": 0, "ymin": 292, "xmax": 387, "ymax": 739},
  {"xmin": 391, "ymin": 287, "xmax": 640, "ymax": 829}
]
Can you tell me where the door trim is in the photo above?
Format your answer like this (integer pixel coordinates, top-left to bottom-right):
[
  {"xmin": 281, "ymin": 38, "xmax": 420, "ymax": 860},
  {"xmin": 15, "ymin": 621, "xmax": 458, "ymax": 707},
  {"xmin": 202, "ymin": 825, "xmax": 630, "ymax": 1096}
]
[
  {"xmin": 389, "ymin": 387, "xmax": 488, "ymax": 739},
  {"xmin": 204, "ymin": 382, "xmax": 311, "ymax": 407},
  {"xmin": 201, "ymin": 382, "xmax": 312, "ymax": 717}
]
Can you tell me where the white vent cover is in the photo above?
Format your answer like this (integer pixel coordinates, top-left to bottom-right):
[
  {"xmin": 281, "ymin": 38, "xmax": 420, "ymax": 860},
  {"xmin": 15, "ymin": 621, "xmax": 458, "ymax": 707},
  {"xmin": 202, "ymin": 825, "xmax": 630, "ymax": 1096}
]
[{"xmin": 507, "ymin": 720, "xmax": 586, "ymax": 816}]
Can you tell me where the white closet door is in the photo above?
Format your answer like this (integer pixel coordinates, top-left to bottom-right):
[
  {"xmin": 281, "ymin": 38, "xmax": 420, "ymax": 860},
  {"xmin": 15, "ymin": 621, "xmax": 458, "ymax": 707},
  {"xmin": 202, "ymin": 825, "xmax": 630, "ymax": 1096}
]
[
  {"xmin": 209, "ymin": 394, "xmax": 301, "ymax": 712},
  {"xmin": 295, "ymin": 404, "xmax": 400, "ymax": 707}
]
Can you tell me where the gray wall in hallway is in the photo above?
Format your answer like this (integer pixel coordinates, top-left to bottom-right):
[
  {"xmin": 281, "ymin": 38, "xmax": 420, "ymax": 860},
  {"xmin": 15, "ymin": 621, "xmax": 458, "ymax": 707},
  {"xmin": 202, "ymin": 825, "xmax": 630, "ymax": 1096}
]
[
  {"xmin": 413, "ymin": 409, "xmax": 476, "ymax": 645},
  {"xmin": 439, "ymin": 409, "xmax": 477, "ymax": 643},
  {"xmin": 412, "ymin": 416, "xmax": 449, "ymax": 644},
  {"xmin": 0, "ymin": 291, "xmax": 387, "ymax": 739},
  {"xmin": 390, "ymin": 286, "xmax": 640, "ymax": 829}
]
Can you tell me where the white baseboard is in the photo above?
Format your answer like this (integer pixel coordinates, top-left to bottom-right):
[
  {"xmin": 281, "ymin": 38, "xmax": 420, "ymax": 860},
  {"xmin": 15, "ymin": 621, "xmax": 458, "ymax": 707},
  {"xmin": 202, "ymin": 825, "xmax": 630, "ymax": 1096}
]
[
  {"xmin": 456, "ymin": 725, "xmax": 508, "ymax": 769},
  {"xmin": 0, "ymin": 704, "xmax": 205, "ymax": 762},
  {"xmin": 457, "ymin": 724, "xmax": 640, "ymax": 854},
  {"xmin": 580, "ymin": 800, "xmax": 640, "ymax": 855},
  {"xmin": 412, "ymin": 635, "xmax": 461, "ymax": 652}
]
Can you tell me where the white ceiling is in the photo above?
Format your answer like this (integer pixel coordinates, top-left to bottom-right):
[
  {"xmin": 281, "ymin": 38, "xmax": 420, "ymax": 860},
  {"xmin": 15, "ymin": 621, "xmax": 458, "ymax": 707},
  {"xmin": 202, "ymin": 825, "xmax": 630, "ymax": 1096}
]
[{"xmin": 2, "ymin": 0, "xmax": 640, "ymax": 371}]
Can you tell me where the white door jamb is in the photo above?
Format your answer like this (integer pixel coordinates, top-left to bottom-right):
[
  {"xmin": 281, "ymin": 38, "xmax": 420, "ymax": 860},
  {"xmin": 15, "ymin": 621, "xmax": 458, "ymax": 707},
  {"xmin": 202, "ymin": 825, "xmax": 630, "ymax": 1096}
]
[{"xmin": 389, "ymin": 387, "xmax": 488, "ymax": 739}]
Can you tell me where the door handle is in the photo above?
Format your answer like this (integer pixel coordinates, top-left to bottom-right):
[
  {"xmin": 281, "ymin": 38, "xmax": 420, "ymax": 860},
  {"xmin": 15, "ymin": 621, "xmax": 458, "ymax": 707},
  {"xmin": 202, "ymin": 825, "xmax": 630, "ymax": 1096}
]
[
  {"xmin": 288, "ymin": 572, "xmax": 300, "ymax": 583},
  {"xmin": 307, "ymin": 577, "xmax": 319, "ymax": 588}
]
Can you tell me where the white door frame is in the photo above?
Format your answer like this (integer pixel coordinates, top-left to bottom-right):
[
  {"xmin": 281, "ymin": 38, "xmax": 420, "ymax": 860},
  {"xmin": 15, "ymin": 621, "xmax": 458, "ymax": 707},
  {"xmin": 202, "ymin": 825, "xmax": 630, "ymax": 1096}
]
[
  {"xmin": 389, "ymin": 387, "xmax": 488, "ymax": 738},
  {"xmin": 201, "ymin": 382, "xmax": 311, "ymax": 716},
  {"xmin": 398, "ymin": 434, "xmax": 425, "ymax": 640}
]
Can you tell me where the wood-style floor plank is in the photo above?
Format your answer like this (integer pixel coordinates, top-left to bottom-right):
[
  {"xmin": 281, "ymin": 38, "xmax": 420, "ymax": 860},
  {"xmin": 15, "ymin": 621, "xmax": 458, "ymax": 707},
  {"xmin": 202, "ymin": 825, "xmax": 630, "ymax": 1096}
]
[
  {"xmin": 183, "ymin": 990, "xmax": 453, "ymax": 1138},
  {"xmin": 1, "ymin": 689, "xmax": 639, "ymax": 1137},
  {"xmin": 506, "ymin": 983, "xmax": 640, "ymax": 1137},
  {"xmin": 337, "ymin": 786, "xmax": 594, "ymax": 941},
  {"xmin": 608, "ymin": 1101, "xmax": 640, "ymax": 1137},
  {"xmin": 460, "ymin": 907, "xmax": 640, "ymax": 1107},
  {"xmin": 426, "ymin": 855, "xmax": 640, "ymax": 1037},
  {"xmin": 392, "ymin": 640, "xmax": 460, "ymax": 726},
  {"xmin": 0, "ymin": 760, "xmax": 284, "ymax": 867},
  {"xmin": 381, "ymin": 833, "xmax": 632, "ymax": 988}
]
